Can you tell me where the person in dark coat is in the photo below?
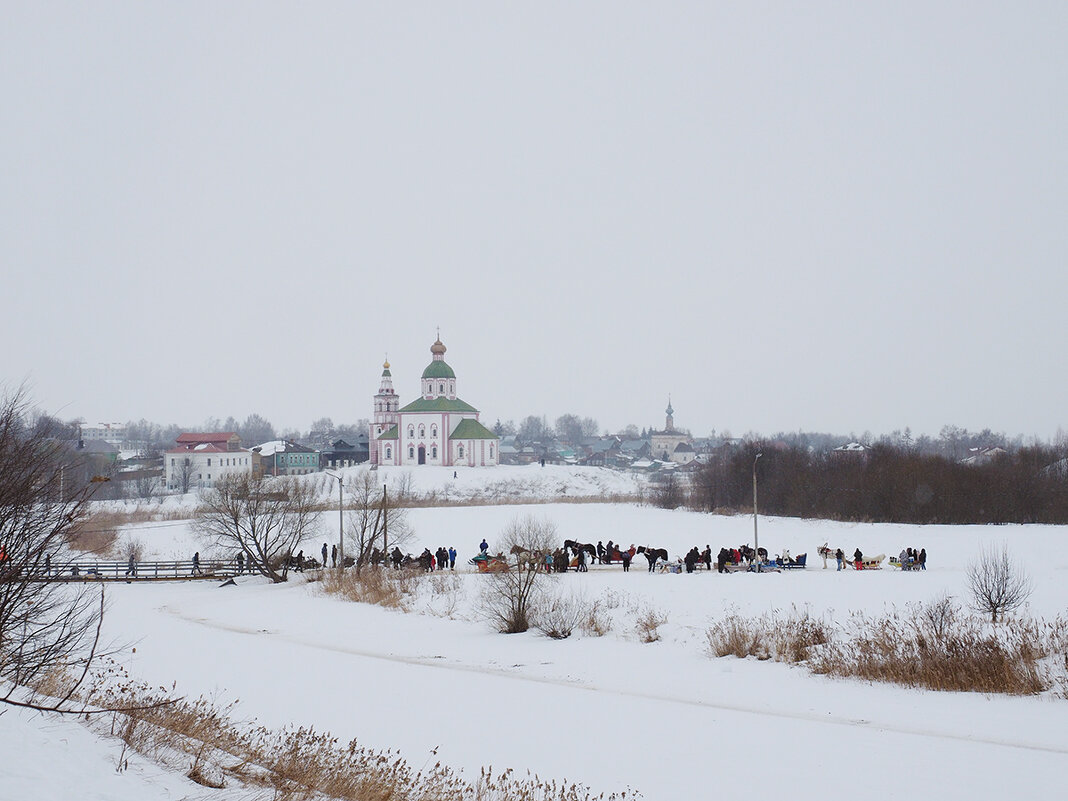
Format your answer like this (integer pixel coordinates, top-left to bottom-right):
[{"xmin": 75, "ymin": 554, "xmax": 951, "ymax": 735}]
[
  {"xmin": 918, "ymin": 548, "xmax": 927, "ymax": 570},
  {"xmin": 621, "ymin": 549, "xmax": 631, "ymax": 572},
  {"xmin": 331, "ymin": 544, "xmax": 337, "ymax": 567},
  {"xmin": 577, "ymin": 548, "xmax": 587, "ymax": 572},
  {"xmin": 192, "ymin": 551, "xmax": 202, "ymax": 575},
  {"xmin": 236, "ymin": 551, "xmax": 245, "ymax": 573},
  {"xmin": 853, "ymin": 548, "xmax": 863, "ymax": 569},
  {"xmin": 702, "ymin": 546, "xmax": 712, "ymax": 572},
  {"xmin": 322, "ymin": 543, "xmax": 329, "ymax": 567},
  {"xmin": 125, "ymin": 553, "xmax": 137, "ymax": 579},
  {"xmin": 596, "ymin": 541, "xmax": 605, "ymax": 564},
  {"xmin": 295, "ymin": 550, "xmax": 304, "ymax": 572},
  {"xmin": 480, "ymin": 539, "xmax": 489, "ymax": 554},
  {"xmin": 44, "ymin": 553, "xmax": 51, "ymax": 576},
  {"xmin": 835, "ymin": 548, "xmax": 844, "ymax": 571},
  {"xmin": 684, "ymin": 548, "xmax": 697, "ymax": 573}
]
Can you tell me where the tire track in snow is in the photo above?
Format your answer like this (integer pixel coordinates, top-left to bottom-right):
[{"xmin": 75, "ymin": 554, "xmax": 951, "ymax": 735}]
[{"xmin": 159, "ymin": 603, "xmax": 1068, "ymax": 758}]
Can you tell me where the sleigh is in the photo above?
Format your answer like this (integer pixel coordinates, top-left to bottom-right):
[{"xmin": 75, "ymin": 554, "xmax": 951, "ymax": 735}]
[
  {"xmin": 851, "ymin": 554, "xmax": 885, "ymax": 570},
  {"xmin": 470, "ymin": 553, "xmax": 509, "ymax": 573},
  {"xmin": 770, "ymin": 553, "xmax": 807, "ymax": 569}
]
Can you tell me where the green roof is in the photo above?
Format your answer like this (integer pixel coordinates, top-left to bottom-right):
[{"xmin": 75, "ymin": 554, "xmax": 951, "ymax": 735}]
[
  {"xmin": 450, "ymin": 418, "xmax": 499, "ymax": 440},
  {"xmin": 421, "ymin": 360, "xmax": 456, "ymax": 379},
  {"xmin": 398, "ymin": 397, "xmax": 478, "ymax": 413},
  {"xmin": 378, "ymin": 425, "xmax": 399, "ymax": 440}
]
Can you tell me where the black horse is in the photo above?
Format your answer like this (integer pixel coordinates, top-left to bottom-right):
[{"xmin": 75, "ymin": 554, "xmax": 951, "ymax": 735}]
[
  {"xmin": 564, "ymin": 540, "xmax": 597, "ymax": 560},
  {"xmin": 637, "ymin": 545, "xmax": 669, "ymax": 572}
]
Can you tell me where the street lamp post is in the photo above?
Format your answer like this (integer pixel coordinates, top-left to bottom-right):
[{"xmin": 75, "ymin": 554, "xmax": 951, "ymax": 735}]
[
  {"xmin": 325, "ymin": 471, "xmax": 345, "ymax": 568},
  {"xmin": 752, "ymin": 452, "xmax": 763, "ymax": 571}
]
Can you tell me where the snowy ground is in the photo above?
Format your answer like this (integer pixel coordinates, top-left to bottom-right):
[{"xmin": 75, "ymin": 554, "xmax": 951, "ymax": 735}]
[{"xmin": 9, "ymin": 467, "xmax": 1068, "ymax": 800}]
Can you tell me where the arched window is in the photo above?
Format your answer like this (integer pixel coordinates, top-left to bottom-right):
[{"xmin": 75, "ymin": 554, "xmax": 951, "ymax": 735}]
[
  {"xmin": 490, "ymin": 445, "xmax": 494, "ymax": 458},
  {"xmin": 439, "ymin": 383, "xmax": 444, "ymax": 393},
  {"xmin": 431, "ymin": 425, "xmax": 437, "ymax": 438},
  {"xmin": 385, "ymin": 447, "xmax": 392, "ymax": 459},
  {"xmin": 458, "ymin": 445, "xmax": 464, "ymax": 459},
  {"xmin": 407, "ymin": 425, "xmax": 415, "ymax": 438},
  {"xmin": 431, "ymin": 446, "xmax": 437, "ymax": 458},
  {"xmin": 409, "ymin": 447, "xmax": 415, "ymax": 459},
  {"xmin": 418, "ymin": 425, "xmax": 425, "ymax": 438}
]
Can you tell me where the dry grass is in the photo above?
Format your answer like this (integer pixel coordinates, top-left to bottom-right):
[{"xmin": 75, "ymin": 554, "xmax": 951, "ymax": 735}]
[
  {"xmin": 320, "ymin": 566, "xmax": 420, "ymax": 610},
  {"xmin": 536, "ymin": 590, "xmax": 589, "ymax": 639},
  {"xmin": 706, "ymin": 604, "xmax": 1068, "ymax": 696},
  {"xmin": 77, "ymin": 668, "xmax": 635, "ymax": 801},
  {"xmin": 580, "ymin": 598, "xmax": 612, "ymax": 637},
  {"xmin": 635, "ymin": 607, "xmax": 668, "ymax": 643}
]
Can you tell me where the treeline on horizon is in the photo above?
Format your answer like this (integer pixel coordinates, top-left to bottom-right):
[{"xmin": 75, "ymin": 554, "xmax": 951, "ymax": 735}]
[{"xmin": 676, "ymin": 441, "xmax": 1068, "ymax": 526}]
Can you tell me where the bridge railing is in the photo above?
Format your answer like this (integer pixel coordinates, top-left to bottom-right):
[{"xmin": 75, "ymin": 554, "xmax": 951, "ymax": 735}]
[{"xmin": 25, "ymin": 559, "xmax": 243, "ymax": 581}]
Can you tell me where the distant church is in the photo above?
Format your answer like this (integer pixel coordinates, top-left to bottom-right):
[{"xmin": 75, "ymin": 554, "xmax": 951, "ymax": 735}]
[
  {"xmin": 370, "ymin": 337, "xmax": 499, "ymax": 467},
  {"xmin": 650, "ymin": 397, "xmax": 695, "ymax": 464}
]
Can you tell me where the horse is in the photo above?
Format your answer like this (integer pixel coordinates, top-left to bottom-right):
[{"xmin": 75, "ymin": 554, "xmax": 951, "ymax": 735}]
[
  {"xmin": 563, "ymin": 540, "xmax": 596, "ymax": 560},
  {"xmin": 509, "ymin": 544, "xmax": 544, "ymax": 572},
  {"xmin": 636, "ymin": 546, "xmax": 668, "ymax": 572}
]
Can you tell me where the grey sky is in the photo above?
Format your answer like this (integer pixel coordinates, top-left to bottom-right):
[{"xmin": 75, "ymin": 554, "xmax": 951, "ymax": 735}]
[{"xmin": 2, "ymin": 3, "xmax": 1065, "ymax": 440}]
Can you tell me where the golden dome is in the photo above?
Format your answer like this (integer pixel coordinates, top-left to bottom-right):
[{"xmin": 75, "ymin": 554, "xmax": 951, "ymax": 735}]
[{"xmin": 430, "ymin": 338, "xmax": 447, "ymax": 356}]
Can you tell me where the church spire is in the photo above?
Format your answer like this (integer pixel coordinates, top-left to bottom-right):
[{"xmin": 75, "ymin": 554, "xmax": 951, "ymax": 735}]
[{"xmin": 665, "ymin": 395, "xmax": 674, "ymax": 432}]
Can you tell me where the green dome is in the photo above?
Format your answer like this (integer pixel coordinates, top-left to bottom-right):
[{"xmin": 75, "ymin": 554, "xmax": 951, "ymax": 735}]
[{"xmin": 421, "ymin": 360, "xmax": 456, "ymax": 379}]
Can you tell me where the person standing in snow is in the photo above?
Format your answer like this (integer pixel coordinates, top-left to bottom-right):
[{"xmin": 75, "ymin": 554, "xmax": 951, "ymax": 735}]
[
  {"xmin": 125, "ymin": 553, "xmax": 137, "ymax": 579},
  {"xmin": 331, "ymin": 544, "xmax": 338, "ymax": 567},
  {"xmin": 236, "ymin": 551, "xmax": 245, "ymax": 574},
  {"xmin": 295, "ymin": 550, "xmax": 304, "ymax": 572},
  {"xmin": 835, "ymin": 548, "xmax": 844, "ymax": 571},
  {"xmin": 449, "ymin": 546, "xmax": 456, "ymax": 569},
  {"xmin": 191, "ymin": 552, "xmax": 202, "ymax": 575},
  {"xmin": 321, "ymin": 543, "xmax": 328, "ymax": 568}
]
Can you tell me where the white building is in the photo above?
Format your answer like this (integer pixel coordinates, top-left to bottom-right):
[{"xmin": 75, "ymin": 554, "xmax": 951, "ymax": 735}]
[
  {"xmin": 80, "ymin": 423, "xmax": 126, "ymax": 446},
  {"xmin": 165, "ymin": 432, "xmax": 253, "ymax": 491},
  {"xmin": 370, "ymin": 337, "xmax": 499, "ymax": 467}
]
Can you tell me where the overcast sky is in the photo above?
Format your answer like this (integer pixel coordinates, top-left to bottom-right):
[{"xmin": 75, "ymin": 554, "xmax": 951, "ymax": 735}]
[{"xmin": 2, "ymin": 3, "xmax": 1065, "ymax": 441}]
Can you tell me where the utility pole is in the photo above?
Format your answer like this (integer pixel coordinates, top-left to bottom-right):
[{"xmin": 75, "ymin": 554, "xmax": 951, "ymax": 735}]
[
  {"xmin": 337, "ymin": 476, "xmax": 344, "ymax": 568},
  {"xmin": 382, "ymin": 483, "xmax": 388, "ymax": 555},
  {"xmin": 752, "ymin": 452, "xmax": 763, "ymax": 572}
]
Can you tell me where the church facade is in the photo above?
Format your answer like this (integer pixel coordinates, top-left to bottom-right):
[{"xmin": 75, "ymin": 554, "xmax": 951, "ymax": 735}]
[{"xmin": 369, "ymin": 338, "xmax": 499, "ymax": 467}]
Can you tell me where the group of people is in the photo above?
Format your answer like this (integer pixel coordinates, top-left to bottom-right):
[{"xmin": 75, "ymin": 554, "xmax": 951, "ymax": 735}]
[
  {"xmin": 895, "ymin": 547, "xmax": 927, "ymax": 571},
  {"xmin": 417, "ymin": 546, "xmax": 457, "ymax": 572}
]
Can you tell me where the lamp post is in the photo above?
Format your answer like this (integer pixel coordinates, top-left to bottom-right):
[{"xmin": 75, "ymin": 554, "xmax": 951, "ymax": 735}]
[
  {"xmin": 752, "ymin": 452, "xmax": 763, "ymax": 571},
  {"xmin": 325, "ymin": 471, "xmax": 344, "ymax": 568}
]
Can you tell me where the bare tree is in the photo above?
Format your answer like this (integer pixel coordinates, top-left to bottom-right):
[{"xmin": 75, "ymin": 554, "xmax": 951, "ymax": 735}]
[
  {"xmin": 193, "ymin": 474, "xmax": 321, "ymax": 582},
  {"xmin": 480, "ymin": 516, "xmax": 557, "ymax": 633},
  {"xmin": 966, "ymin": 544, "xmax": 1033, "ymax": 622},
  {"xmin": 0, "ymin": 388, "xmax": 106, "ymax": 712},
  {"xmin": 344, "ymin": 470, "xmax": 413, "ymax": 572},
  {"xmin": 172, "ymin": 457, "xmax": 196, "ymax": 494}
]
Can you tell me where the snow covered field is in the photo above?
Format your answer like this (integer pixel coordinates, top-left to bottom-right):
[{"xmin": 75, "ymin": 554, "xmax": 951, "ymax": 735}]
[{"xmin": 7, "ymin": 467, "xmax": 1068, "ymax": 800}]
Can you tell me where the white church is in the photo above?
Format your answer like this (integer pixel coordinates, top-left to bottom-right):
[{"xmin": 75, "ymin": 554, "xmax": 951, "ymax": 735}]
[{"xmin": 370, "ymin": 337, "xmax": 499, "ymax": 467}]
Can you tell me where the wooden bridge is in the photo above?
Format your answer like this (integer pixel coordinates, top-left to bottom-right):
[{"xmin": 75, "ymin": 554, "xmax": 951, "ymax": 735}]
[{"xmin": 27, "ymin": 559, "xmax": 243, "ymax": 582}]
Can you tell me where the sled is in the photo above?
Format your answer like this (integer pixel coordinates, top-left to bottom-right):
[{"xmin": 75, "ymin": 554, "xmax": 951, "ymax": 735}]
[{"xmin": 851, "ymin": 554, "xmax": 885, "ymax": 570}]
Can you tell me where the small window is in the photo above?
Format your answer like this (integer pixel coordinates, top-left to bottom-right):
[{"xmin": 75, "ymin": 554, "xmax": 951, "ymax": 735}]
[
  {"xmin": 386, "ymin": 447, "xmax": 392, "ymax": 459},
  {"xmin": 439, "ymin": 383, "xmax": 444, "ymax": 393},
  {"xmin": 432, "ymin": 446, "xmax": 437, "ymax": 458},
  {"xmin": 431, "ymin": 425, "xmax": 437, "ymax": 437},
  {"xmin": 490, "ymin": 445, "xmax": 494, "ymax": 458},
  {"xmin": 207, "ymin": 458, "xmax": 211, "ymax": 466},
  {"xmin": 409, "ymin": 447, "xmax": 415, "ymax": 458},
  {"xmin": 458, "ymin": 445, "xmax": 464, "ymax": 459},
  {"xmin": 408, "ymin": 426, "xmax": 415, "ymax": 438}
]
